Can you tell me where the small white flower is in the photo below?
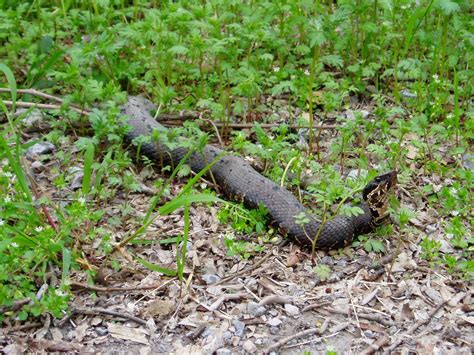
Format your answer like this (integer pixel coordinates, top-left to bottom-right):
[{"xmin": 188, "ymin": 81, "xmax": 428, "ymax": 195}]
[
  {"xmin": 78, "ymin": 197, "xmax": 86, "ymax": 206},
  {"xmin": 11, "ymin": 242, "xmax": 19, "ymax": 248},
  {"xmin": 55, "ymin": 289, "xmax": 67, "ymax": 297},
  {"xmin": 273, "ymin": 66, "xmax": 280, "ymax": 72},
  {"xmin": 0, "ymin": 219, "xmax": 4, "ymax": 226},
  {"xmin": 35, "ymin": 226, "xmax": 44, "ymax": 232},
  {"xmin": 304, "ymin": 69, "xmax": 310, "ymax": 75},
  {"xmin": 432, "ymin": 74, "xmax": 440, "ymax": 83},
  {"xmin": 4, "ymin": 196, "xmax": 11, "ymax": 203}
]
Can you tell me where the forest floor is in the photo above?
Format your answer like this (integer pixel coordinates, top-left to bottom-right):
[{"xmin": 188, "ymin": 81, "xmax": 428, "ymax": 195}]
[{"xmin": 2, "ymin": 96, "xmax": 472, "ymax": 354}]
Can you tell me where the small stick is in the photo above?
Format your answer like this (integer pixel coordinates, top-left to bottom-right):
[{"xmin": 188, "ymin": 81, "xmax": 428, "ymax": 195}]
[
  {"xmin": 215, "ymin": 252, "xmax": 273, "ymax": 285},
  {"xmin": 208, "ymin": 292, "xmax": 248, "ymax": 312},
  {"xmin": 360, "ymin": 336, "xmax": 390, "ymax": 355},
  {"xmin": 70, "ymin": 281, "xmax": 165, "ymax": 292},
  {"xmin": 384, "ymin": 300, "xmax": 447, "ymax": 353},
  {"xmin": 0, "ymin": 88, "xmax": 75, "ymax": 107},
  {"xmin": 3, "ymin": 100, "xmax": 89, "ymax": 115},
  {"xmin": 0, "ymin": 298, "xmax": 31, "ymax": 314},
  {"xmin": 204, "ymin": 118, "xmax": 224, "ymax": 147},
  {"xmin": 265, "ymin": 318, "xmax": 330, "ymax": 353},
  {"xmin": 301, "ymin": 301, "xmax": 332, "ymax": 312},
  {"xmin": 258, "ymin": 295, "xmax": 293, "ymax": 306},
  {"xmin": 163, "ymin": 120, "xmax": 337, "ymax": 130},
  {"xmin": 25, "ymin": 338, "xmax": 83, "ymax": 352},
  {"xmin": 323, "ymin": 307, "xmax": 393, "ymax": 327},
  {"xmin": 71, "ymin": 306, "xmax": 147, "ymax": 326}
]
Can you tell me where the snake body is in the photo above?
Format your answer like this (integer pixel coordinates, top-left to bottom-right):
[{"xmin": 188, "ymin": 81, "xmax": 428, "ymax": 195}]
[{"xmin": 121, "ymin": 97, "xmax": 396, "ymax": 249}]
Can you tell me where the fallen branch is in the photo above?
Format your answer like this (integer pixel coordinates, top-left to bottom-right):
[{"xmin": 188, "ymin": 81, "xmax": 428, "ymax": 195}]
[
  {"xmin": 70, "ymin": 281, "xmax": 166, "ymax": 292},
  {"xmin": 323, "ymin": 307, "xmax": 393, "ymax": 327},
  {"xmin": 265, "ymin": 318, "xmax": 330, "ymax": 353},
  {"xmin": 216, "ymin": 252, "xmax": 273, "ymax": 285},
  {"xmin": 3, "ymin": 100, "xmax": 89, "ymax": 115},
  {"xmin": 162, "ymin": 120, "xmax": 337, "ymax": 130},
  {"xmin": 26, "ymin": 338, "xmax": 83, "ymax": 352},
  {"xmin": 208, "ymin": 292, "xmax": 249, "ymax": 312},
  {"xmin": 360, "ymin": 336, "xmax": 390, "ymax": 355},
  {"xmin": 258, "ymin": 295, "xmax": 293, "ymax": 306},
  {"xmin": 384, "ymin": 300, "xmax": 447, "ymax": 354},
  {"xmin": 72, "ymin": 306, "xmax": 147, "ymax": 326},
  {"xmin": 0, "ymin": 298, "xmax": 31, "ymax": 314}
]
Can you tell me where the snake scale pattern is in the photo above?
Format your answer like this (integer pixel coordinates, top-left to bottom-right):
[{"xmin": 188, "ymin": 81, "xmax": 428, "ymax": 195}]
[{"xmin": 121, "ymin": 96, "xmax": 397, "ymax": 250}]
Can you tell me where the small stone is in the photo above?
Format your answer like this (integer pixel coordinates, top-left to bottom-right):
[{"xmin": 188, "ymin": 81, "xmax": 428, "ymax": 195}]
[
  {"xmin": 347, "ymin": 169, "xmax": 368, "ymax": 180},
  {"xmin": 215, "ymin": 348, "xmax": 232, "ymax": 355},
  {"xmin": 284, "ymin": 304, "xmax": 300, "ymax": 316},
  {"xmin": 18, "ymin": 109, "xmax": 48, "ymax": 133},
  {"xmin": 222, "ymin": 331, "xmax": 232, "ymax": 342},
  {"xmin": 401, "ymin": 90, "xmax": 417, "ymax": 99},
  {"xmin": 248, "ymin": 301, "xmax": 267, "ymax": 317},
  {"xmin": 462, "ymin": 153, "xmax": 474, "ymax": 172},
  {"xmin": 26, "ymin": 142, "xmax": 55, "ymax": 159},
  {"xmin": 267, "ymin": 317, "xmax": 282, "ymax": 327},
  {"xmin": 30, "ymin": 160, "xmax": 44, "ymax": 173},
  {"xmin": 202, "ymin": 274, "xmax": 220, "ymax": 285},
  {"xmin": 95, "ymin": 326, "xmax": 108, "ymax": 336},
  {"xmin": 69, "ymin": 167, "xmax": 84, "ymax": 190},
  {"xmin": 232, "ymin": 319, "xmax": 245, "ymax": 337},
  {"xmin": 242, "ymin": 340, "xmax": 257, "ymax": 353},
  {"xmin": 269, "ymin": 326, "xmax": 280, "ymax": 335},
  {"xmin": 231, "ymin": 336, "xmax": 240, "ymax": 346}
]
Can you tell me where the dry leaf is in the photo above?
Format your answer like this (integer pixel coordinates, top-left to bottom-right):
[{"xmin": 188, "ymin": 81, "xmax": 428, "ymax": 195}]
[{"xmin": 107, "ymin": 323, "xmax": 149, "ymax": 345}]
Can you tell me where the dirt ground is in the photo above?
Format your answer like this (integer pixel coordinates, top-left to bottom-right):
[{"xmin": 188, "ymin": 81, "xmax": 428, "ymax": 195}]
[{"xmin": 1, "ymin": 100, "xmax": 473, "ymax": 354}]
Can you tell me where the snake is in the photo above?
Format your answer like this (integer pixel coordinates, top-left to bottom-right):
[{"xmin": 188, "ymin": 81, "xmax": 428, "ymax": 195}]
[{"xmin": 120, "ymin": 96, "xmax": 397, "ymax": 250}]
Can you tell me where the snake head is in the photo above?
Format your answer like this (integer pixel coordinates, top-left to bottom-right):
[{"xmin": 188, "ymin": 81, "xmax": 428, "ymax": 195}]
[{"xmin": 362, "ymin": 171, "xmax": 397, "ymax": 221}]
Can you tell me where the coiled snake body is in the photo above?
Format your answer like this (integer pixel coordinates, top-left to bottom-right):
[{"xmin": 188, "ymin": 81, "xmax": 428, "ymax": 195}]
[{"xmin": 121, "ymin": 97, "xmax": 397, "ymax": 250}]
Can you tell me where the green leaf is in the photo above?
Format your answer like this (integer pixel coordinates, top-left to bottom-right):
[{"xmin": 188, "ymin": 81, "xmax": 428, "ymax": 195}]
[
  {"xmin": 158, "ymin": 193, "xmax": 224, "ymax": 215},
  {"xmin": 314, "ymin": 264, "xmax": 331, "ymax": 281},
  {"xmin": 0, "ymin": 63, "xmax": 17, "ymax": 110},
  {"xmin": 61, "ymin": 247, "xmax": 71, "ymax": 286},
  {"xmin": 135, "ymin": 256, "xmax": 177, "ymax": 276},
  {"xmin": 82, "ymin": 140, "xmax": 95, "ymax": 196}
]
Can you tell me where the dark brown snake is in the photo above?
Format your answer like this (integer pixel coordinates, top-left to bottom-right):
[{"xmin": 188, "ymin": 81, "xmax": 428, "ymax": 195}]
[{"xmin": 121, "ymin": 96, "xmax": 397, "ymax": 250}]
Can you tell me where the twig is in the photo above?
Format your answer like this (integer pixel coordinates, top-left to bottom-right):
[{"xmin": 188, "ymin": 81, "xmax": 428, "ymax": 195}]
[
  {"xmin": 187, "ymin": 323, "xmax": 206, "ymax": 340},
  {"xmin": 204, "ymin": 118, "xmax": 224, "ymax": 147},
  {"xmin": 0, "ymin": 298, "xmax": 31, "ymax": 314},
  {"xmin": 360, "ymin": 336, "xmax": 390, "ymax": 355},
  {"xmin": 25, "ymin": 338, "xmax": 83, "ymax": 352},
  {"xmin": 302, "ymin": 301, "xmax": 332, "ymax": 312},
  {"xmin": 4, "ymin": 322, "xmax": 42, "ymax": 332},
  {"xmin": 323, "ymin": 307, "xmax": 393, "ymax": 327},
  {"xmin": 208, "ymin": 292, "xmax": 248, "ymax": 312},
  {"xmin": 215, "ymin": 252, "xmax": 273, "ymax": 285},
  {"xmin": 70, "ymin": 281, "xmax": 165, "ymax": 292},
  {"xmin": 258, "ymin": 295, "xmax": 293, "ymax": 306},
  {"xmin": 25, "ymin": 167, "xmax": 59, "ymax": 232},
  {"xmin": 384, "ymin": 300, "xmax": 447, "ymax": 354},
  {"xmin": 3, "ymin": 100, "xmax": 89, "ymax": 115},
  {"xmin": 1, "ymin": 88, "xmax": 69, "ymax": 106},
  {"xmin": 72, "ymin": 306, "xmax": 147, "ymax": 326},
  {"xmin": 163, "ymin": 120, "xmax": 337, "ymax": 130},
  {"xmin": 265, "ymin": 318, "xmax": 330, "ymax": 353}
]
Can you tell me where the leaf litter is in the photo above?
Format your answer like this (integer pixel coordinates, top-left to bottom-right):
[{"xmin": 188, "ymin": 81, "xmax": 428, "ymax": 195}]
[{"xmin": 1, "ymin": 99, "xmax": 472, "ymax": 354}]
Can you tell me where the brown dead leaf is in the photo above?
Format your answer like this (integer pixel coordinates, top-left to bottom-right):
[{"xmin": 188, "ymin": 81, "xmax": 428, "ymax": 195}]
[
  {"xmin": 107, "ymin": 323, "xmax": 149, "ymax": 345},
  {"xmin": 287, "ymin": 248, "xmax": 303, "ymax": 267},
  {"xmin": 144, "ymin": 299, "xmax": 175, "ymax": 318},
  {"xmin": 401, "ymin": 302, "xmax": 415, "ymax": 321}
]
